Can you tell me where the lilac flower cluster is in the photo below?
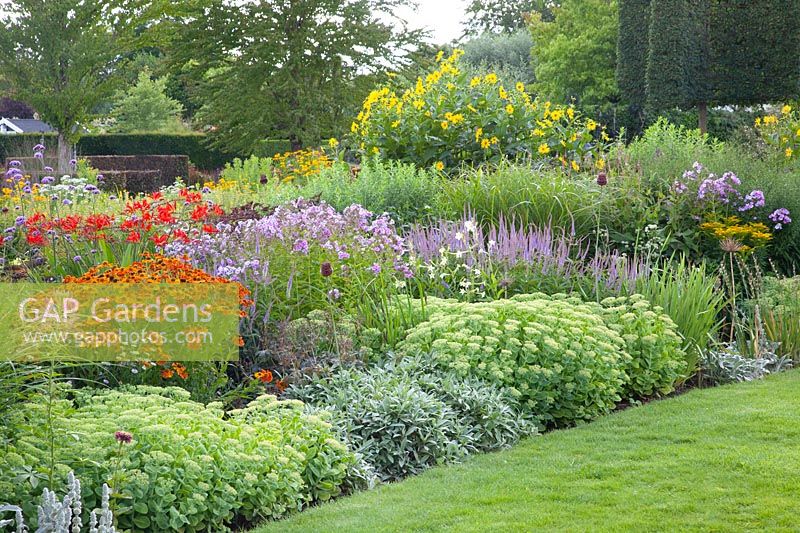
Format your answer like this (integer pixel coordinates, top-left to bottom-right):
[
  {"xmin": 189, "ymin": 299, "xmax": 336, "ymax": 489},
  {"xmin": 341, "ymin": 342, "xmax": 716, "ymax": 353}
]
[
  {"xmin": 165, "ymin": 198, "xmax": 413, "ymax": 315},
  {"xmin": 696, "ymin": 171, "xmax": 740, "ymax": 204},
  {"xmin": 739, "ymin": 190, "xmax": 765, "ymax": 212},
  {"xmin": 408, "ymin": 216, "xmax": 649, "ymax": 294}
]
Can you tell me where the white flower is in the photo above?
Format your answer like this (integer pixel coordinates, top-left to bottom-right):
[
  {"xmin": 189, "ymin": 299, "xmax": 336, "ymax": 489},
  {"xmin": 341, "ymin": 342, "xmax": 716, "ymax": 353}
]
[
  {"xmin": 464, "ymin": 220, "xmax": 478, "ymax": 235},
  {"xmin": 488, "ymin": 239, "xmax": 496, "ymax": 249},
  {"xmin": 455, "ymin": 231, "xmax": 464, "ymax": 241}
]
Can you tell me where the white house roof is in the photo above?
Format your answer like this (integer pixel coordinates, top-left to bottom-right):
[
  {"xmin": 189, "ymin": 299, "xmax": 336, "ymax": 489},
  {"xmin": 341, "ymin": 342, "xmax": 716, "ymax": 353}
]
[{"xmin": 0, "ymin": 117, "xmax": 55, "ymax": 134}]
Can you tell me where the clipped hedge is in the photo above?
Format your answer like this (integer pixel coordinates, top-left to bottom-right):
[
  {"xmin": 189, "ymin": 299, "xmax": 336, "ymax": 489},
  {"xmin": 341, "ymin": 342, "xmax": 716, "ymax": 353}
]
[
  {"xmin": 0, "ymin": 134, "xmax": 291, "ymax": 170},
  {"xmin": 0, "ymin": 386, "xmax": 355, "ymax": 532}
]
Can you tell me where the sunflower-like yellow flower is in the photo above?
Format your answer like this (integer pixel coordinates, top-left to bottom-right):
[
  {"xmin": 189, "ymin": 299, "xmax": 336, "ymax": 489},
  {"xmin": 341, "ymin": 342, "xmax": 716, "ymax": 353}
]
[
  {"xmin": 434, "ymin": 161, "xmax": 445, "ymax": 171},
  {"xmin": 538, "ymin": 143, "xmax": 550, "ymax": 155}
]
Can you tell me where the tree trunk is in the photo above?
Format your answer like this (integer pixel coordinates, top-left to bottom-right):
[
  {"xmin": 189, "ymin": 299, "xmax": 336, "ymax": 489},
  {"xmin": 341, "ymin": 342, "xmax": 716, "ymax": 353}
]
[
  {"xmin": 56, "ymin": 132, "xmax": 73, "ymax": 175},
  {"xmin": 697, "ymin": 102, "xmax": 708, "ymax": 134}
]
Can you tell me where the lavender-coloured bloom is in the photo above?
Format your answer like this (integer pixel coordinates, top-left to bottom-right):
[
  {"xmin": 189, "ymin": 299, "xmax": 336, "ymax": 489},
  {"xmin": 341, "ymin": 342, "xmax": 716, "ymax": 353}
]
[
  {"xmin": 202, "ymin": 187, "xmax": 211, "ymax": 193},
  {"xmin": 73, "ymin": 255, "xmax": 82, "ymax": 263},
  {"xmin": 22, "ymin": 186, "xmax": 31, "ymax": 194},
  {"xmin": 69, "ymin": 159, "xmax": 77, "ymax": 167},
  {"xmin": 50, "ymin": 195, "xmax": 59, "ymax": 201},
  {"xmin": 14, "ymin": 216, "xmax": 25, "ymax": 226},
  {"xmin": 33, "ymin": 144, "xmax": 45, "ymax": 152},
  {"xmin": 692, "ymin": 161, "xmax": 703, "ymax": 173},
  {"xmin": 4, "ymin": 227, "xmax": 16, "ymax": 234},
  {"xmin": 109, "ymin": 195, "xmax": 117, "ymax": 200},
  {"xmin": 369, "ymin": 263, "xmax": 382, "ymax": 275},
  {"xmin": 41, "ymin": 176, "xmax": 55, "ymax": 184},
  {"xmin": 62, "ymin": 199, "xmax": 73, "ymax": 206},
  {"xmin": 33, "ymin": 152, "xmax": 44, "ymax": 159},
  {"xmin": 769, "ymin": 208, "xmax": 792, "ymax": 230},
  {"xmin": 96, "ymin": 174, "xmax": 104, "ymax": 181},
  {"xmin": 43, "ymin": 166, "xmax": 53, "ymax": 172},
  {"xmin": 327, "ymin": 288, "xmax": 341, "ymax": 300},
  {"xmin": 292, "ymin": 239, "xmax": 309, "ymax": 255},
  {"xmin": 8, "ymin": 160, "xmax": 21, "ymax": 168},
  {"xmin": 84, "ymin": 184, "xmax": 98, "ymax": 193},
  {"xmin": 738, "ymin": 190, "xmax": 765, "ymax": 212},
  {"xmin": 671, "ymin": 181, "xmax": 688, "ymax": 194}
]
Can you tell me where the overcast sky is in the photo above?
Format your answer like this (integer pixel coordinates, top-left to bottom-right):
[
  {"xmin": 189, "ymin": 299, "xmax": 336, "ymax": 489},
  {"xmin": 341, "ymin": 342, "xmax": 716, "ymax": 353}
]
[{"xmin": 397, "ymin": 0, "xmax": 469, "ymax": 45}]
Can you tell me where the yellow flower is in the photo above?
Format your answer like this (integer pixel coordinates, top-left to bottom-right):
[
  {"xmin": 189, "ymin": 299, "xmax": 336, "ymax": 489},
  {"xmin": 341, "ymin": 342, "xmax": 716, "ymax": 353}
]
[
  {"xmin": 436, "ymin": 50, "xmax": 444, "ymax": 62},
  {"xmin": 533, "ymin": 128, "xmax": 544, "ymax": 137},
  {"xmin": 470, "ymin": 76, "xmax": 482, "ymax": 88},
  {"xmin": 515, "ymin": 82, "xmax": 525, "ymax": 92},
  {"xmin": 434, "ymin": 161, "xmax": 445, "ymax": 171},
  {"xmin": 505, "ymin": 104, "xmax": 514, "ymax": 115},
  {"xmin": 328, "ymin": 138, "xmax": 339, "ymax": 148},
  {"xmin": 351, "ymin": 122, "xmax": 359, "ymax": 133},
  {"xmin": 796, "ymin": 128, "xmax": 800, "ymax": 137},
  {"xmin": 499, "ymin": 86, "xmax": 508, "ymax": 99},
  {"xmin": 550, "ymin": 109, "xmax": 564, "ymax": 121},
  {"xmin": 391, "ymin": 120, "xmax": 400, "ymax": 128},
  {"xmin": 782, "ymin": 104, "xmax": 792, "ymax": 115},
  {"xmin": 484, "ymin": 73, "xmax": 498, "ymax": 84},
  {"xmin": 480, "ymin": 138, "xmax": 491, "ymax": 149},
  {"xmin": 372, "ymin": 147, "xmax": 380, "ymax": 155},
  {"xmin": 475, "ymin": 127, "xmax": 483, "ymax": 141},
  {"xmin": 490, "ymin": 136, "xmax": 499, "ymax": 145},
  {"xmin": 2, "ymin": 188, "xmax": 11, "ymax": 196},
  {"xmin": 596, "ymin": 159, "xmax": 606, "ymax": 170},
  {"xmin": 586, "ymin": 119, "xmax": 597, "ymax": 131},
  {"xmin": 538, "ymin": 143, "xmax": 550, "ymax": 155},
  {"xmin": 786, "ymin": 147, "xmax": 794, "ymax": 158},
  {"xmin": 567, "ymin": 107, "xmax": 575, "ymax": 120},
  {"xmin": 441, "ymin": 120, "xmax": 449, "ymax": 130},
  {"xmin": 755, "ymin": 117, "xmax": 762, "ymax": 127},
  {"xmin": 571, "ymin": 160, "xmax": 580, "ymax": 171}
]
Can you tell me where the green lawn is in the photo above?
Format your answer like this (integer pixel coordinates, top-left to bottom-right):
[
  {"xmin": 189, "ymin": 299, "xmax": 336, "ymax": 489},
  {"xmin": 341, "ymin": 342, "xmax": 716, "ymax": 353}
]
[{"xmin": 254, "ymin": 371, "xmax": 800, "ymax": 532}]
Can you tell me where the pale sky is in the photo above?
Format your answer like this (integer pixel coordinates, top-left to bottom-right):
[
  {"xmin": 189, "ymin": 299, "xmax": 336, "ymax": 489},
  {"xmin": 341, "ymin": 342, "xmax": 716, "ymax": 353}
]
[{"xmin": 397, "ymin": 0, "xmax": 469, "ymax": 45}]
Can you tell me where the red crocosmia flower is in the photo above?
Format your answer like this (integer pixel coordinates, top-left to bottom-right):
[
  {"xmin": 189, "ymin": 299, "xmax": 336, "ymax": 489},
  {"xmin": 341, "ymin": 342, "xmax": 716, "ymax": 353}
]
[
  {"xmin": 85, "ymin": 214, "xmax": 113, "ymax": 231},
  {"xmin": 202, "ymin": 224, "xmax": 218, "ymax": 234},
  {"xmin": 173, "ymin": 229, "xmax": 190, "ymax": 243},
  {"xmin": 212, "ymin": 205, "xmax": 225, "ymax": 217},
  {"xmin": 26, "ymin": 231, "xmax": 45, "ymax": 246},
  {"xmin": 126, "ymin": 231, "xmax": 141, "ymax": 243},
  {"xmin": 150, "ymin": 191, "xmax": 163, "ymax": 201},
  {"xmin": 156, "ymin": 204, "xmax": 176, "ymax": 224},
  {"xmin": 191, "ymin": 204, "xmax": 209, "ymax": 221},
  {"xmin": 152, "ymin": 234, "xmax": 169, "ymax": 247},
  {"xmin": 58, "ymin": 215, "xmax": 82, "ymax": 233},
  {"xmin": 179, "ymin": 189, "xmax": 203, "ymax": 204}
]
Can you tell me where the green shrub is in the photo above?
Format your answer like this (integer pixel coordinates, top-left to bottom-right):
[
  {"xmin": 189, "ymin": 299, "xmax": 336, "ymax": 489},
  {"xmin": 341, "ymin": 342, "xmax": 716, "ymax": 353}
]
[
  {"xmin": 252, "ymin": 139, "xmax": 294, "ymax": 159},
  {"xmin": 756, "ymin": 276, "xmax": 800, "ymax": 360},
  {"xmin": 597, "ymin": 294, "xmax": 687, "ymax": 397},
  {"xmin": 397, "ymin": 296, "xmax": 630, "ymax": 426},
  {"xmin": 289, "ymin": 358, "xmax": 534, "ymax": 480},
  {"xmin": 0, "ymin": 386, "xmax": 354, "ymax": 532}
]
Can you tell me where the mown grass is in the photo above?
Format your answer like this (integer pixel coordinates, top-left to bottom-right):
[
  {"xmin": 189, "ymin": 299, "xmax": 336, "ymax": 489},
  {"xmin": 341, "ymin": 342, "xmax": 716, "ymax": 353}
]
[{"xmin": 254, "ymin": 370, "xmax": 800, "ymax": 532}]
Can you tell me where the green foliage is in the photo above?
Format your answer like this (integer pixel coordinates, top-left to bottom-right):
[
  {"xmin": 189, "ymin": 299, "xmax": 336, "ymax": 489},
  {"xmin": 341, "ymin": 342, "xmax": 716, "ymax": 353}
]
[
  {"xmin": 304, "ymin": 161, "xmax": 441, "ymax": 227},
  {"xmin": 635, "ymin": 258, "xmax": 725, "ymax": 376},
  {"xmin": 110, "ymin": 70, "xmax": 185, "ymax": 133},
  {"xmin": 0, "ymin": 386, "xmax": 354, "ymax": 532},
  {"xmin": 436, "ymin": 163, "xmax": 607, "ymax": 236},
  {"xmin": 289, "ymin": 358, "xmax": 534, "ymax": 481},
  {"xmin": 598, "ymin": 294, "xmax": 687, "ymax": 396},
  {"xmin": 252, "ymin": 140, "xmax": 295, "ymax": 159},
  {"xmin": 0, "ymin": 0, "xmax": 163, "ymax": 171},
  {"xmin": 461, "ymin": 30, "xmax": 536, "ymax": 85},
  {"xmin": 351, "ymin": 50, "xmax": 607, "ymax": 172},
  {"xmin": 463, "ymin": 0, "xmax": 558, "ymax": 35},
  {"xmin": 529, "ymin": 0, "xmax": 619, "ymax": 109},
  {"xmin": 167, "ymin": 0, "xmax": 422, "ymax": 151},
  {"xmin": 397, "ymin": 295, "xmax": 630, "ymax": 426},
  {"xmin": 77, "ymin": 133, "xmax": 248, "ymax": 171},
  {"xmin": 616, "ymin": 0, "xmax": 651, "ymax": 130},
  {"xmin": 756, "ymin": 276, "xmax": 800, "ymax": 360}
]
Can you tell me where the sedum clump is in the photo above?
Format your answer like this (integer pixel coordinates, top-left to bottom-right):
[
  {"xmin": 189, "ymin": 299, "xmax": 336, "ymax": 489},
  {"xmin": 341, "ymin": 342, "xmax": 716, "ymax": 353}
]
[
  {"xmin": 0, "ymin": 387, "xmax": 355, "ymax": 532},
  {"xmin": 398, "ymin": 293, "xmax": 687, "ymax": 426}
]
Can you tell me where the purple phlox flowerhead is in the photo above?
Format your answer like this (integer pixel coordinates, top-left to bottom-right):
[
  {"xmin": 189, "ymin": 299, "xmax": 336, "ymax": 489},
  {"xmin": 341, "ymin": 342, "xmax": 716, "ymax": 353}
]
[
  {"xmin": 769, "ymin": 208, "xmax": 792, "ymax": 230},
  {"xmin": 738, "ymin": 190, "xmax": 765, "ymax": 212},
  {"xmin": 292, "ymin": 238, "xmax": 310, "ymax": 254},
  {"xmin": 369, "ymin": 263, "xmax": 382, "ymax": 275},
  {"xmin": 692, "ymin": 161, "xmax": 703, "ymax": 173}
]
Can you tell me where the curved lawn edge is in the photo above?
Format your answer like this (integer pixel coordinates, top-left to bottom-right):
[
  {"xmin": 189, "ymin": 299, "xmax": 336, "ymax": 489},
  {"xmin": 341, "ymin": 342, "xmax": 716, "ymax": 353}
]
[{"xmin": 252, "ymin": 370, "xmax": 800, "ymax": 532}]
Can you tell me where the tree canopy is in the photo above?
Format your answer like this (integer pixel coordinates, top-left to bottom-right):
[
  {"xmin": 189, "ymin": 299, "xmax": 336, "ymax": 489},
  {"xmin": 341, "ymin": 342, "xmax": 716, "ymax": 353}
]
[{"xmin": 166, "ymin": 0, "xmax": 423, "ymax": 152}]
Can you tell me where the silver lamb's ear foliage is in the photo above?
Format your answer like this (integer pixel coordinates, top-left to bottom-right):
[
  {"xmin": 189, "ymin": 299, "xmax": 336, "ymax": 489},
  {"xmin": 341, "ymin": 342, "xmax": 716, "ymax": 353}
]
[
  {"xmin": 0, "ymin": 504, "xmax": 28, "ymax": 533},
  {"xmin": 6, "ymin": 472, "xmax": 115, "ymax": 533}
]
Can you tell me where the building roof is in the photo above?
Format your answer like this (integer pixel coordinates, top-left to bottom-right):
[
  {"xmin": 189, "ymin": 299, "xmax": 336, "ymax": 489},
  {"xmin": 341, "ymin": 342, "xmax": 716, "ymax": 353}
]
[{"xmin": 0, "ymin": 117, "xmax": 55, "ymax": 134}]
